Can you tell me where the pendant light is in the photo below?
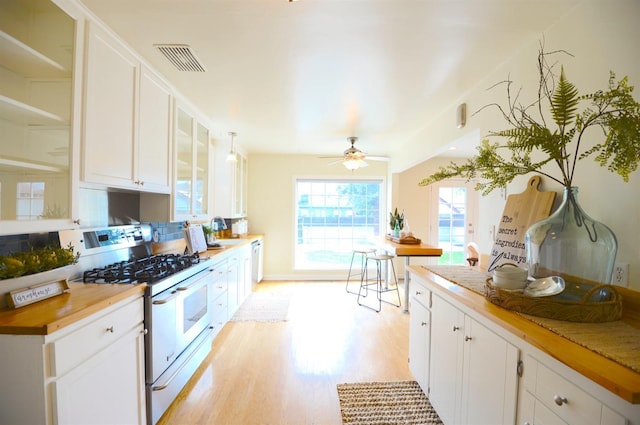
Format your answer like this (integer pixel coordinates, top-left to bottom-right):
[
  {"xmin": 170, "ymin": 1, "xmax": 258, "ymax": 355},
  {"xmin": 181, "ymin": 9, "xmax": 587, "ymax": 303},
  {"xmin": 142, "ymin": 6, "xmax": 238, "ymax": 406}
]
[{"xmin": 226, "ymin": 132, "xmax": 237, "ymax": 162}]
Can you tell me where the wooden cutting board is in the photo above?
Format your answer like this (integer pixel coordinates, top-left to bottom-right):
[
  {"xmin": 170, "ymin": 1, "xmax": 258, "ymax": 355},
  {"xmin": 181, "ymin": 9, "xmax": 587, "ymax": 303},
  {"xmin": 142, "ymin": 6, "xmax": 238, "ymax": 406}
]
[{"xmin": 487, "ymin": 176, "xmax": 556, "ymax": 274}]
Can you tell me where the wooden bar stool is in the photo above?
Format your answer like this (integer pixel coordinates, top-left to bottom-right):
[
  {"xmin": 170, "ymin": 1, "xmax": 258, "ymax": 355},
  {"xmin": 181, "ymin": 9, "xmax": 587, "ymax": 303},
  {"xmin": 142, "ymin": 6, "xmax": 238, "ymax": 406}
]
[
  {"xmin": 345, "ymin": 248, "xmax": 376, "ymax": 294},
  {"xmin": 357, "ymin": 253, "xmax": 401, "ymax": 312}
]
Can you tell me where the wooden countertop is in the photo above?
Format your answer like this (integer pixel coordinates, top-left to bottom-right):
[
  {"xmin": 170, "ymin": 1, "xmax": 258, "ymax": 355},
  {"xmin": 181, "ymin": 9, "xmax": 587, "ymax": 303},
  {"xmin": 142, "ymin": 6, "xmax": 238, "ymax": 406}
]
[
  {"xmin": 408, "ymin": 265, "xmax": 640, "ymax": 404},
  {"xmin": 0, "ymin": 283, "xmax": 145, "ymax": 336},
  {"xmin": 372, "ymin": 237, "xmax": 442, "ymax": 256},
  {"xmin": 0, "ymin": 235, "xmax": 264, "ymax": 336}
]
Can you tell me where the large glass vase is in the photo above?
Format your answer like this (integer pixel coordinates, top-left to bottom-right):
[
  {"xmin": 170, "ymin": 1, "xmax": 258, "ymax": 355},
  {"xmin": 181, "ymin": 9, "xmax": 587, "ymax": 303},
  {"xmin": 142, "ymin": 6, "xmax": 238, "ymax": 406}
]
[{"xmin": 525, "ymin": 187, "xmax": 617, "ymax": 285}]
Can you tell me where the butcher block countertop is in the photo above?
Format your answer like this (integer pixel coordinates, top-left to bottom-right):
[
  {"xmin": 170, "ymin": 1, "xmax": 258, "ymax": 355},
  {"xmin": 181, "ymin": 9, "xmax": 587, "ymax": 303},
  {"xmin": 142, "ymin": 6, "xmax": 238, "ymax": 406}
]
[
  {"xmin": 0, "ymin": 283, "xmax": 145, "ymax": 336},
  {"xmin": 408, "ymin": 265, "xmax": 640, "ymax": 404}
]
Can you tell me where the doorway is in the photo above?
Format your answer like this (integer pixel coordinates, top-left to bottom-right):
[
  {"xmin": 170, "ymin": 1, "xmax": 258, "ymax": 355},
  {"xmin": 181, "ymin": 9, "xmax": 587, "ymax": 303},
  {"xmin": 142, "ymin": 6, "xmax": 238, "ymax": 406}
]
[{"xmin": 430, "ymin": 181, "xmax": 477, "ymax": 265}]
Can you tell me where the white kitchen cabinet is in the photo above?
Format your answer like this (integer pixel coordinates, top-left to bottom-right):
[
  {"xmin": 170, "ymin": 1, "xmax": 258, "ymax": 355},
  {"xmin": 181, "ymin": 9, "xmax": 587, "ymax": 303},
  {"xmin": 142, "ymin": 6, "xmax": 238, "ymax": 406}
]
[
  {"xmin": 429, "ymin": 294, "xmax": 519, "ymax": 425},
  {"xmin": 210, "ymin": 259, "xmax": 229, "ymax": 338},
  {"xmin": 409, "ymin": 278, "xmax": 431, "ymax": 393},
  {"xmin": 0, "ymin": 293, "xmax": 146, "ymax": 425},
  {"xmin": 213, "ymin": 144, "xmax": 248, "ymax": 219},
  {"xmin": 227, "ymin": 254, "xmax": 240, "ymax": 317},
  {"xmin": 82, "ymin": 22, "xmax": 137, "ymax": 189},
  {"xmin": 0, "ymin": 0, "xmax": 80, "ymax": 233},
  {"xmin": 137, "ymin": 64, "xmax": 172, "ymax": 193},
  {"xmin": 408, "ymin": 267, "xmax": 639, "ymax": 425},
  {"xmin": 520, "ymin": 354, "xmax": 627, "ymax": 425},
  {"xmin": 174, "ymin": 104, "xmax": 210, "ymax": 221},
  {"xmin": 83, "ymin": 23, "xmax": 172, "ymax": 194}
]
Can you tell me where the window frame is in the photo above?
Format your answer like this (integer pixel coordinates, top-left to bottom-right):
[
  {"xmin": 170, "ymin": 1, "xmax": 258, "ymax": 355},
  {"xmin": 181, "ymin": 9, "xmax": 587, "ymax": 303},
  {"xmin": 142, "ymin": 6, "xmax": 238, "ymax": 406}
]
[{"xmin": 293, "ymin": 175, "xmax": 386, "ymax": 271}]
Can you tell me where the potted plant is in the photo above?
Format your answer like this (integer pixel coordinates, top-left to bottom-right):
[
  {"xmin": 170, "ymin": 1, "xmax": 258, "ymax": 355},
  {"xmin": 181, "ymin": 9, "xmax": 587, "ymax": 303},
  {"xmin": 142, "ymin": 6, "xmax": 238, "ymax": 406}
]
[
  {"xmin": 419, "ymin": 45, "xmax": 640, "ymax": 285},
  {"xmin": 0, "ymin": 244, "xmax": 79, "ymax": 280},
  {"xmin": 389, "ymin": 208, "xmax": 404, "ymax": 237}
]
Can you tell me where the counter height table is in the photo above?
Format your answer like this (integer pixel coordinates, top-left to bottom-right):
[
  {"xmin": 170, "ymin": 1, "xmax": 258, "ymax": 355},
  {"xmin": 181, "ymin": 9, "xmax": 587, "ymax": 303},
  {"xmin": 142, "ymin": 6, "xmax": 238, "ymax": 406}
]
[{"xmin": 370, "ymin": 237, "xmax": 442, "ymax": 312}]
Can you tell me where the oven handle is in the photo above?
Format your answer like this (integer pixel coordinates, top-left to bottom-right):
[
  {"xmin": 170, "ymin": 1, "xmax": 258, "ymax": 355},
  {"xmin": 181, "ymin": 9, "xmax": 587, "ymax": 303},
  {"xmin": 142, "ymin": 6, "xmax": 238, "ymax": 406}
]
[
  {"xmin": 175, "ymin": 268, "xmax": 214, "ymax": 292},
  {"xmin": 151, "ymin": 326, "xmax": 215, "ymax": 391},
  {"xmin": 152, "ymin": 291, "xmax": 180, "ymax": 305}
]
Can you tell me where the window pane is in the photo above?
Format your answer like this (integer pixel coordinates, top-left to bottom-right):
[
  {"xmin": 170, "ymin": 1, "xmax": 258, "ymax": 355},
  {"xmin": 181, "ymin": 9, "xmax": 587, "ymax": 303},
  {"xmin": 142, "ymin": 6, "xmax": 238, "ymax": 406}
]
[
  {"xmin": 295, "ymin": 179, "xmax": 382, "ymax": 270},
  {"xmin": 438, "ymin": 186, "xmax": 467, "ymax": 265}
]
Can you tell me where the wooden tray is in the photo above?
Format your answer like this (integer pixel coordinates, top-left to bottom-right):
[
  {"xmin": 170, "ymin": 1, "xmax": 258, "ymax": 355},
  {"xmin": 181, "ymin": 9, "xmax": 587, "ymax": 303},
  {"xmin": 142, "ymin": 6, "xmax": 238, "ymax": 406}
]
[
  {"xmin": 385, "ymin": 234, "xmax": 421, "ymax": 244},
  {"xmin": 485, "ymin": 278, "xmax": 622, "ymax": 323}
]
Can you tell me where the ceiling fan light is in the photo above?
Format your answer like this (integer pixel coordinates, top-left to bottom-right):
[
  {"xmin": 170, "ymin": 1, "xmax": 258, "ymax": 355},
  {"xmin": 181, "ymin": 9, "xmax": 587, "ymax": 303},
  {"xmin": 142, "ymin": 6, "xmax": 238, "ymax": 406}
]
[{"xmin": 343, "ymin": 158, "xmax": 367, "ymax": 170}]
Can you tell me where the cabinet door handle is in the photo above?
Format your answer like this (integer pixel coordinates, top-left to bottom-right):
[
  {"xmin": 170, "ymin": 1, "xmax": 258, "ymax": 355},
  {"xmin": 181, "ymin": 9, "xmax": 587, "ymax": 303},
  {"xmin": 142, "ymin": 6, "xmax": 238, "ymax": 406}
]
[
  {"xmin": 415, "ymin": 290, "xmax": 422, "ymax": 295},
  {"xmin": 553, "ymin": 394, "xmax": 568, "ymax": 406},
  {"xmin": 106, "ymin": 326, "xmax": 114, "ymax": 333},
  {"xmin": 421, "ymin": 321, "xmax": 428, "ymax": 326},
  {"xmin": 464, "ymin": 336, "xmax": 473, "ymax": 341},
  {"xmin": 452, "ymin": 325, "xmax": 460, "ymax": 332}
]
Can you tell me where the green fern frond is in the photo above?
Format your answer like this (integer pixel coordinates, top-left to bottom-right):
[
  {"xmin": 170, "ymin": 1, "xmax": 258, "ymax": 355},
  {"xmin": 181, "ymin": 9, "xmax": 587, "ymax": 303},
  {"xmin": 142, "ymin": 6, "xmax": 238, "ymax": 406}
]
[{"xmin": 551, "ymin": 67, "xmax": 580, "ymax": 130}]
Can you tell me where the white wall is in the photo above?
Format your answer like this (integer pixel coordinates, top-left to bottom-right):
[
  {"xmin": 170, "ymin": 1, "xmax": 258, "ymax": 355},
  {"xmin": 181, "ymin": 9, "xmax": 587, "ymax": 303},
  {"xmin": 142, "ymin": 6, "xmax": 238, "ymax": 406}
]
[
  {"xmin": 247, "ymin": 154, "xmax": 387, "ymax": 280},
  {"xmin": 393, "ymin": 0, "xmax": 640, "ymax": 290}
]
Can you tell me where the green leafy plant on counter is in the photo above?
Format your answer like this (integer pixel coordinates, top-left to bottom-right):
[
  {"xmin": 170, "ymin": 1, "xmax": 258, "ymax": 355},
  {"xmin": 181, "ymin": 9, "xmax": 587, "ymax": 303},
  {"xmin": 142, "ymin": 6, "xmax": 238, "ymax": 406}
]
[
  {"xmin": 418, "ymin": 44, "xmax": 640, "ymax": 194},
  {"xmin": 0, "ymin": 244, "xmax": 80, "ymax": 280},
  {"xmin": 389, "ymin": 208, "xmax": 404, "ymax": 230}
]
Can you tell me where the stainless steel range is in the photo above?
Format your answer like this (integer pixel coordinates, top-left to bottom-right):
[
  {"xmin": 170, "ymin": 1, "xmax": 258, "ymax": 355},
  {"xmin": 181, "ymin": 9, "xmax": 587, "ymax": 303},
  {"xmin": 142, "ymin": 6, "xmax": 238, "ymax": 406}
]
[{"xmin": 60, "ymin": 225, "xmax": 215, "ymax": 425}]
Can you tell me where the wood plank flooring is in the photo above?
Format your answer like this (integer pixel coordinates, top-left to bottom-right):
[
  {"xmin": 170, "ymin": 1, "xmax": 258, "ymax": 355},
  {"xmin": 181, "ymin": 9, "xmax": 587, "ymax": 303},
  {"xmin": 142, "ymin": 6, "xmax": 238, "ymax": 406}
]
[{"xmin": 157, "ymin": 280, "xmax": 413, "ymax": 425}]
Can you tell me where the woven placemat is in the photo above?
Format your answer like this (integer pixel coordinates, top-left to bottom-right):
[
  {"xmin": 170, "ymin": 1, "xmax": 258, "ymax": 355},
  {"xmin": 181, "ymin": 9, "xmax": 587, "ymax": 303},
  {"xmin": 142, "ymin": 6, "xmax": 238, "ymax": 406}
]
[
  {"xmin": 425, "ymin": 265, "xmax": 640, "ymax": 374},
  {"xmin": 337, "ymin": 380, "xmax": 442, "ymax": 425}
]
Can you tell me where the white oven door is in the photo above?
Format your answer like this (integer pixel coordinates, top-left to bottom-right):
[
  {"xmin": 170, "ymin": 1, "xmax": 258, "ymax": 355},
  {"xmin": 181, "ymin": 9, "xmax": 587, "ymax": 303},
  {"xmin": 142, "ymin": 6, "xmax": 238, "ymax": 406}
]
[
  {"xmin": 150, "ymin": 287, "xmax": 178, "ymax": 383},
  {"xmin": 175, "ymin": 268, "xmax": 214, "ymax": 357}
]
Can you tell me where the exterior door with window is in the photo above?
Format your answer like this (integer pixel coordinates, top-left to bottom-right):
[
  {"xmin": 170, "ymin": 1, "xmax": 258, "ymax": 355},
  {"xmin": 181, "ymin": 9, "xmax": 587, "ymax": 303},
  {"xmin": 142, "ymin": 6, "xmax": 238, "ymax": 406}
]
[{"xmin": 429, "ymin": 180, "xmax": 477, "ymax": 265}]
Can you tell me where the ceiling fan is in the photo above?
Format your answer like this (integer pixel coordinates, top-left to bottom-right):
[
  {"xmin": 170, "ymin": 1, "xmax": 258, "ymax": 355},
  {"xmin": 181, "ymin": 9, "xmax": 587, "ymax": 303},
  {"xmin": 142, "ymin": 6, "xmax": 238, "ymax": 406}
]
[{"xmin": 323, "ymin": 137, "xmax": 389, "ymax": 170}]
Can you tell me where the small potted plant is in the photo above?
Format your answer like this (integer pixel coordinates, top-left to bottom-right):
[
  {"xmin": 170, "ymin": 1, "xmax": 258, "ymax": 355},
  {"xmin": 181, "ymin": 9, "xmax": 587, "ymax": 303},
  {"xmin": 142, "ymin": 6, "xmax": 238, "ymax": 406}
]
[{"xmin": 389, "ymin": 208, "xmax": 404, "ymax": 237}]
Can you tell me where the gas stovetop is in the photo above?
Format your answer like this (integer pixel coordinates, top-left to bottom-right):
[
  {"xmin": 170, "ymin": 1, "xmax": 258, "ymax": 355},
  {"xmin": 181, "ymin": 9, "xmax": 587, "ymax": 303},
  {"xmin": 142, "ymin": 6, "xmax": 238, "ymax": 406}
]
[{"xmin": 82, "ymin": 253, "xmax": 201, "ymax": 284}]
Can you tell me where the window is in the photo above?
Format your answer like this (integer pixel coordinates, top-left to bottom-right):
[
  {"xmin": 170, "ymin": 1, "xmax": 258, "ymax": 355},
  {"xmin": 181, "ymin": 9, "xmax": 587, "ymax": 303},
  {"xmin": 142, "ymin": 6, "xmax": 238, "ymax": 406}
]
[
  {"xmin": 295, "ymin": 178, "xmax": 383, "ymax": 270},
  {"xmin": 16, "ymin": 182, "xmax": 45, "ymax": 220}
]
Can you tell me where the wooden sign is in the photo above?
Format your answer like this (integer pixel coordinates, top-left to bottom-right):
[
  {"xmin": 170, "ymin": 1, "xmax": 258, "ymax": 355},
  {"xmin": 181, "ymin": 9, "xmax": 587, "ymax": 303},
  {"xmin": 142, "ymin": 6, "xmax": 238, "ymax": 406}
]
[
  {"xmin": 5, "ymin": 279, "xmax": 70, "ymax": 309},
  {"xmin": 487, "ymin": 176, "xmax": 556, "ymax": 274}
]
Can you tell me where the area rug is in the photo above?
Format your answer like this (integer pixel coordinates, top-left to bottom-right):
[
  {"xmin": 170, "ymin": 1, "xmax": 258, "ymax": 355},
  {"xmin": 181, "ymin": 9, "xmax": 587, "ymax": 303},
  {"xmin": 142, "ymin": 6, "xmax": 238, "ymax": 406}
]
[
  {"xmin": 230, "ymin": 291, "xmax": 291, "ymax": 322},
  {"xmin": 336, "ymin": 380, "xmax": 443, "ymax": 425}
]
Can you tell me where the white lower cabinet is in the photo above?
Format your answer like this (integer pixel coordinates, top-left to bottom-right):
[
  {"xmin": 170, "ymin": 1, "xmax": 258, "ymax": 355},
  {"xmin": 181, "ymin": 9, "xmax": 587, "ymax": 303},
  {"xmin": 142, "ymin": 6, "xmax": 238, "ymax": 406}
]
[
  {"xmin": 0, "ymin": 294, "xmax": 145, "ymax": 425},
  {"xmin": 210, "ymin": 258, "xmax": 229, "ymax": 338},
  {"xmin": 54, "ymin": 323, "xmax": 145, "ymax": 424},
  {"xmin": 428, "ymin": 294, "xmax": 519, "ymax": 425},
  {"xmin": 409, "ymin": 279, "xmax": 431, "ymax": 392},
  {"xmin": 408, "ymin": 270, "xmax": 638, "ymax": 425},
  {"xmin": 521, "ymin": 354, "xmax": 627, "ymax": 425}
]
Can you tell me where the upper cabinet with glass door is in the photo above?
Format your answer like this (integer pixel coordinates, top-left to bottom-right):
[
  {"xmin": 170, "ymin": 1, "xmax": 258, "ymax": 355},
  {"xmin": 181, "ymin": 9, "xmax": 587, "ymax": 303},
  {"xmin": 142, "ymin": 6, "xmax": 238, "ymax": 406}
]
[
  {"xmin": 213, "ymin": 141, "xmax": 247, "ymax": 219},
  {"xmin": 174, "ymin": 104, "xmax": 210, "ymax": 221},
  {"xmin": 0, "ymin": 0, "xmax": 76, "ymax": 234}
]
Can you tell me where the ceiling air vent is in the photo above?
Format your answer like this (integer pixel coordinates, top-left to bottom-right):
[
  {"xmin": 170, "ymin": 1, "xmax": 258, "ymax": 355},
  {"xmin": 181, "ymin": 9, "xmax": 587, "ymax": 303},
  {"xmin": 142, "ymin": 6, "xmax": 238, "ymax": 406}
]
[{"xmin": 154, "ymin": 44, "xmax": 206, "ymax": 72}]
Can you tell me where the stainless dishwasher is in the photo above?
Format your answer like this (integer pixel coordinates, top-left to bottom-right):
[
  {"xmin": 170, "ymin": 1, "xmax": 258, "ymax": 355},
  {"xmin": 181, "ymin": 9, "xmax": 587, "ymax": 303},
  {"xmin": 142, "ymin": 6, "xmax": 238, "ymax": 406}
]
[{"xmin": 251, "ymin": 239, "xmax": 263, "ymax": 285}]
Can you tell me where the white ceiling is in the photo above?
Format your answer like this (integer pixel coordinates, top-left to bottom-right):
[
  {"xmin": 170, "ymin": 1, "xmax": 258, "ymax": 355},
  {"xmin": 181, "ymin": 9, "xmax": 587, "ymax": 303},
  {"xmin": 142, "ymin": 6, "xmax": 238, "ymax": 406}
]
[{"xmin": 79, "ymin": 0, "xmax": 580, "ymax": 160}]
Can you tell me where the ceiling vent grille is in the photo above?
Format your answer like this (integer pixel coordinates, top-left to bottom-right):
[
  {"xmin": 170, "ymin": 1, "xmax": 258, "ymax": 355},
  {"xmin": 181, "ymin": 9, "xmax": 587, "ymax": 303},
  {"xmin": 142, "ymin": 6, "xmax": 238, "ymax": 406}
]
[{"xmin": 154, "ymin": 44, "xmax": 206, "ymax": 72}]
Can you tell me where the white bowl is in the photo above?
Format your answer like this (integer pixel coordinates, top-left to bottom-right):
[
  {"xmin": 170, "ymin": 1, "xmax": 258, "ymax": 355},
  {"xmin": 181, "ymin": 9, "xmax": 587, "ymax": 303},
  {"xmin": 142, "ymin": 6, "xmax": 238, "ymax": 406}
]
[{"xmin": 493, "ymin": 264, "xmax": 528, "ymax": 290}]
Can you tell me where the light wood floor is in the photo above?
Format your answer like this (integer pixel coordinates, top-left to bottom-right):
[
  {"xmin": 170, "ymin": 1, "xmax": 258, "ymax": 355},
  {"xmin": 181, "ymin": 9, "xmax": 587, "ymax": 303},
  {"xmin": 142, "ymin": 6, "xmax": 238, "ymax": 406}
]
[{"xmin": 157, "ymin": 280, "xmax": 413, "ymax": 425}]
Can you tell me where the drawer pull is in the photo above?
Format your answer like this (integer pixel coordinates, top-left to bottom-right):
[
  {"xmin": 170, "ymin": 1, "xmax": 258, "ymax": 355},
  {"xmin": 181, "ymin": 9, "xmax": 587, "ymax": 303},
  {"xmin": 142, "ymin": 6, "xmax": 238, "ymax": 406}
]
[
  {"xmin": 415, "ymin": 290, "xmax": 422, "ymax": 295},
  {"xmin": 421, "ymin": 321, "xmax": 428, "ymax": 326},
  {"xmin": 106, "ymin": 326, "xmax": 114, "ymax": 333},
  {"xmin": 452, "ymin": 325, "xmax": 460, "ymax": 332},
  {"xmin": 464, "ymin": 335, "xmax": 473, "ymax": 341},
  {"xmin": 553, "ymin": 394, "xmax": 568, "ymax": 406},
  {"xmin": 141, "ymin": 328, "xmax": 148, "ymax": 335}
]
